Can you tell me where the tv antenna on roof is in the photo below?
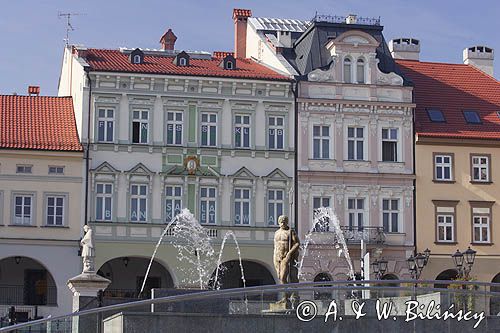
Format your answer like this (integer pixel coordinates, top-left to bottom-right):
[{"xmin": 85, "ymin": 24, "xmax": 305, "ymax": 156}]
[{"xmin": 58, "ymin": 12, "xmax": 85, "ymax": 45}]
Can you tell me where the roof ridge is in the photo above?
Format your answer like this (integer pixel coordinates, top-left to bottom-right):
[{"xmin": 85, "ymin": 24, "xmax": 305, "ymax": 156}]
[{"xmin": 464, "ymin": 63, "xmax": 500, "ymax": 84}]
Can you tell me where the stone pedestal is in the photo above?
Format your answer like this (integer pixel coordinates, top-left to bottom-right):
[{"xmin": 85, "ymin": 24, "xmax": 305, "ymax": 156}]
[{"xmin": 67, "ymin": 272, "xmax": 111, "ymax": 333}]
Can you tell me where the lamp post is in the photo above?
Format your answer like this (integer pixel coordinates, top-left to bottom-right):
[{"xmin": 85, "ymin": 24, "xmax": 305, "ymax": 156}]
[
  {"xmin": 407, "ymin": 249, "xmax": 430, "ymax": 280},
  {"xmin": 452, "ymin": 247, "xmax": 476, "ymax": 279},
  {"xmin": 371, "ymin": 258, "xmax": 388, "ymax": 279}
]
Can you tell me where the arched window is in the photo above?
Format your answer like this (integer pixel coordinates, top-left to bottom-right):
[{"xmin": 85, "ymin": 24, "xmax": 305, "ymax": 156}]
[
  {"xmin": 133, "ymin": 54, "xmax": 142, "ymax": 64},
  {"xmin": 226, "ymin": 61, "xmax": 233, "ymax": 70},
  {"xmin": 179, "ymin": 58, "xmax": 187, "ymax": 66},
  {"xmin": 357, "ymin": 58, "xmax": 365, "ymax": 83},
  {"xmin": 343, "ymin": 57, "xmax": 352, "ymax": 83}
]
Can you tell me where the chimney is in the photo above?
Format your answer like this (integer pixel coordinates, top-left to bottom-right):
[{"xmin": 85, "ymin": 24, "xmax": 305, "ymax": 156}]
[
  {"xmin": 389, "ymin": 38, "xmax": 420, "ymax": 61},
  {"xmin": 28, "ymin": 86, "xmax": 40, "ymax": 96},
  {"xmin": 277, "ymin": 31, "xmax": 292, "ymax": 48},
  {"xmin": 345, "ymin": 14, "xmax": 357, "ymax": 24},
  {"xmin": 463, "ymin": 46, "xmax": 494, "ymax": 76},
  {"xmin": 160, "ymin": 29, "xmax": 177, "ymax": 51},
  {"xmin": 233, "ymin": 8, "xmax": 252, "ymax": 58}
]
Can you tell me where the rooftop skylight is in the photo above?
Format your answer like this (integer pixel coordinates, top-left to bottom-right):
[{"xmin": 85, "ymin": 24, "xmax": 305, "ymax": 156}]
[
  {"xmin": 463, "ymin": 110, "xmax": 481, "ymax": 124},
  {"xmin": 427, "ymin": 108, "xmax": 446, "ymax": 122}
]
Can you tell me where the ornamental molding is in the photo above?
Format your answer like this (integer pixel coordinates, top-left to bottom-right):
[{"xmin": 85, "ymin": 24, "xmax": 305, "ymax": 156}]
[
  {"xmin": 128, "ymin": 96, "xmax": 155, "ymax": 106},
  {"xmin": 264, "ymin": 103, "xmax": 290, "ymax": 112},
  {"xmin": 307, "ymin": 55, "xmax": 339, "ymax": 82},
  {"xmin": 375, "ymin": 60, "xmax": 404, "ymax": 86},
  {"xmin": 163, "ymin": 99, "xmax": 188, "ymax": 107},
  {"xmin": 94, "ymin": 95, "xmax": 120, "ymax": 104}
]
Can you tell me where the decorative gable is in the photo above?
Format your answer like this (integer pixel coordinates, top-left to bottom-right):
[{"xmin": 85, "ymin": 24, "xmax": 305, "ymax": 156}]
[
  {"xmin": 129, "ymin": 48, "xmax": 144, "ymax": 64},
  {"xmin": 92, "ymin": 161, "xmax": 119, "ymax": 174},
  {"xmin": 264, "ymin": 168, "xmax": 290, "ymax": 181},
  {"xmin": 220, "ymin": 54, "xmax": 237, "ymax": 70},
  {"xmin": 231, "ymin": 167, "xmax": 256, "ymax": 180},
  {"xmin": 173, "ymin": 51, "xmax": 190, "ymax": 67},
  {"xmin": 127, "ymin": 163, "xmax": 153, "ymax": 176}
]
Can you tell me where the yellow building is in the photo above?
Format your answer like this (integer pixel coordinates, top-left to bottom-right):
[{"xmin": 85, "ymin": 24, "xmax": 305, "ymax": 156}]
[
  {"xmin": 397, "ymin": 48, "xmax": 500, "ymax": 285},
  {"xmin": 0, "ymin": 92, "xmax": 84, "ymax": 317}
]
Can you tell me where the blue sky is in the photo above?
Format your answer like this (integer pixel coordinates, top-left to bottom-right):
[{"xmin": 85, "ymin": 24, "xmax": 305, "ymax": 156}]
[{"xmin": 1, "ymin": 0, "xmax": 498, "ymax": 95}]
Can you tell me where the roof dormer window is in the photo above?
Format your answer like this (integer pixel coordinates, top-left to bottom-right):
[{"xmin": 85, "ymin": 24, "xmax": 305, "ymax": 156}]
[
  {"xmin": 220, "ymin": 54, "xmax": 237, "ymax": 70},
  {"xmin": 129, "ymin": 48, "xmax": 144, "ymax": 64},
  {"xmin": 173, "ymin": 51, "xmax": 190, "ymax": 67}
]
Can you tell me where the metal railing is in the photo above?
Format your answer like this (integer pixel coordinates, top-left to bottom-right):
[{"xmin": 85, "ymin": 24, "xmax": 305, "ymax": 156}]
[
  {"xmin": 0, "ymin": 285, "xmax": 57, "ymax": 306},
  {"xmin": 311, "ymin": 14, "xmax": 381, "ymax": 26}
]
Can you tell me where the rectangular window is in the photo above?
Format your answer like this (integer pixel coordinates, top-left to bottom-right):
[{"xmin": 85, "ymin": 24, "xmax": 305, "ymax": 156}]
[
  {"xmin": 165, "ymin": 186, "xmax": 182, "ymax": 222},
  {"xmin": 130, "ymin": 184, "xmax": 147, "ymax": 222},
  {"xmin": 471, "ymin": 155, "xmax": 489, "ymax": 182},
  {"xmin": 348, "ymin": 198, "xmax": 364, "ymax": 231},
  {"xmin": 132, "ymin": 110, "xmax": 149, "ymax": 144},
  {"xmin": 473, "ymin": 216, "xmax": 490, "ymax": 243},
  {"xmin": 200, "ymin": 187, "xmax": 216, "ymax": 224},
  {"xmin": 313, "ymin": 125, "xmax": 330, "ymax": 159},
  {"xmin": 16, "ymin": 165, "xmax": 32, "ymax": 174},
  {"xmin": 166, "ymin": 111, "xmax": 183, "ymax": 145},
  {"xmin": 313, "ymin": 197, "xmax": 330, "ymax": 232},
  {"xmin": 96, "ymin": 183, "xmax": 113, "ymax": 221},
  {"xmin": 437, "ymin": 214, "xmax": 454, "ymax": 242},
  {"xmin": 201, "ymin": 113, "xmax": 217, "ymax": 146},
  {"xmin": 382, "ymin": 199, "xmax": 399, "ymax": 233},
  {"xmin": 48, "ymin": 166, "xmax": 64, "ymax": 175},
  {"xmin": 382, "ymin": 128, "xmax": 398, "ymax": 162},
  {"xmin": 97, "ymin": 108, "xmax": 115, "ymax": 142},
  {"xmin": 46, "ymin": 196, "xmax": 64, "ymax": 226},
  {"xmin": 234, "ymin": 188, "xmax": 250, "ymax": 225},
  {"xmin": 347, "ymin": 127, "xmax": 364, "ymax": 160},
  {"xmin": 234, "ymin": 114, "xmax": 251, "ymax": 148},
  {"xmin": 267, "ymin": 189, "xmax": 284, "ymax": 225},
  {"xmin": 268, "ymin": 116, "xmax": 284, "ymax": 150},
  {"xmin": 14, "ymin": 195, "xmax": 33, "ymax": 225},
  {"xmin": 435, "ymin": 154, "xmax": 453, "ymax": 181}
]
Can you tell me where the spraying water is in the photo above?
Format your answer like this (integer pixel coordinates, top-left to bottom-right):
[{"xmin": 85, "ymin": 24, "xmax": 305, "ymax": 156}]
[
  {"xmin": 139, "ymin": 214, "xmax": 178, "ymax": 297},
  {"xmin": 213, "ymin": 231, "xmax": 246, "ymax": 290},
  {"xmin": 298, "ymin": 207, "xmax": 355, "ymax": 280}
]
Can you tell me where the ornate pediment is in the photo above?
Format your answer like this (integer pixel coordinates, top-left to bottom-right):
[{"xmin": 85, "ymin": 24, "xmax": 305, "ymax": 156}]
[
  {"xmin": 127, "ymin": 163, "xmax": 153, "ymax": 175},
  {"xmin": 308, "ymin": 57, "xmax": 339, "ymax": 82},
  {"xmin": 264, "ymin": 168, "xmax": 290, "ymax": 181},
  {"xmin": 92, "ymin": 161, "xmax": 119, "ymax": 174},
  {"xmin": 231, "ymin": 166, "xmax": 256, "ymax": 180}
]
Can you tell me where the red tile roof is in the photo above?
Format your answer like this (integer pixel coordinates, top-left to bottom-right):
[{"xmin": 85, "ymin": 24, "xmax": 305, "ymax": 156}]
[
  {"xmin": 396, "ymin": 59, "xmax": 500, "ymax": 140},
  {"xmin": 83, "ymin": 49, "xmax": 290, "ymax": 81},
  {"xmin": 0, "ymin": 95, "xmax": 82, "ymax": 151}
]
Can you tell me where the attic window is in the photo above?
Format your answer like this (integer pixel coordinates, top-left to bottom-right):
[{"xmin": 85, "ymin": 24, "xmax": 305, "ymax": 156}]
[
  {"xmin": 179, "ymin": 58, "xmax": 187, "ymax": 66},
  {"xmin": 427, "ymin": 108, "xmax": 445, "ymax": 122},
  {"xmin": 133, "ymin": 55, "xmax": 142, "ymax": 64},
  {"xmin": 463, "ymin": 110, "xmax": 481, "ymax": 124},
  {"xmin": 226, "ymin": 61, "xmax": 233, "ymax": 70}
]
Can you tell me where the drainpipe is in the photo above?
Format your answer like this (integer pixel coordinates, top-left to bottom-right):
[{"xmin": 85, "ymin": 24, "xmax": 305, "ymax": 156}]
[
  {"xmin": 292, "ymin": 79, "xmax": 299, "ymax": 236},
  {"xmin": 84, "ymin": 68, "xmax": 92, "ymax": 226},
  {"xmin": 412, "ymin": 96, "xmax": 417, "ymax": 256}
]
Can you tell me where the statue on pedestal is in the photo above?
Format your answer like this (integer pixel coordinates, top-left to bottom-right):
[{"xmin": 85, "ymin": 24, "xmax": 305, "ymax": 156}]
[
  {"xmin": 273, "ymin": 215, "xmax": 300, "ymax": 306},
  {"xmin": 81, "ymin": 224, "xmax": 95, "ymax": 273}
]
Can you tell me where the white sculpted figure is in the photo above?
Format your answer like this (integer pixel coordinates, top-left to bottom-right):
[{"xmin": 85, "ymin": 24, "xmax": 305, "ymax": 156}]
[{"xmin": 81, "ymin": 225, "xmax": 95, "ymax": 273}]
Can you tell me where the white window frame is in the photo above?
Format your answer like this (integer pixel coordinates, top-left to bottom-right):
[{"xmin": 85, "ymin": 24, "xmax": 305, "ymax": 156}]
[
  {"xmin": 268, "ymin": 116, "xmax": 285, "ymax": 150},
  {"xmin": 473, "ymin": 215, "xmax": 490, "ymax": 243},
  {"xmin": 48, "ymin": 166, "xmax": 65, "ymax": 175},
  {"xmin": 313, "ymin": 196, "xmax": 331, "ymax": 232},
  {"xmin": 312, "ymin": 125, "xmax": 330, "ymax": 159},
  {"xmin": 343, "ymin": 57, "xmax": 352, "ymax": 83},
  {"xmin": 97, "ymin": 107, "xmax": 115, "ymax": 142},
  {"xmin": 95, "ymin": 183, "xmax": 113, "ymax": 222},
  {"xmin": 347, "ymin": 197, "xmax": 365, "ymax": 230},
  {"xmin": 347, "ymin": 126, "xmax": 364, "ymax": 160},
  {"xmin": 45, "ymin": 194, "xmax": 66, "ymax": 226},
  {"xmin": 381, "ymin": 128, "xmax": 399, "ymax": 162},
  {"xmin": 130, "ymin": 184, "xmax": 148, "ymax": 222},
  {"xmin": 356, "ymin": 58, "xmax": 365, "ymax": 84},
  {"xmin": 179, "ymin": 57, "xmax": 187, "ymax": 66},
  {"xmin": 16, "ymin": 165, "xmax": 32, "ymax": 174},
  {"xmin": 472, "ymin": 155, "xmax": 489, "ymax": 182},
  {"xmin": 382, "ymin": 198, "xmax": 400, "ymax": 233},
  {"xmin": 267, "ymin": 189, "xmax": 284, "ymax": 226},
  {"xmin": 437, "ymin": 214, "xmax": 454, "ymax": 242},
  {"xmin": 435, "ymin": 154, "xmax": 453, "ymax": 181},
  {"xmin": 132, "ymin": 109, "xmax": 149, "ymax": 144},
  {"xmin": 234, "ymin": 114, "xmax": 251, "ymax": 148},
  {"xmin": 165, "ymin": 185, "xmax": 182, "ymax": 223},
  {"xmin": 166, "ymin": 111, "xmax": 183, "ymax": 145},
  {"xmin": 12, "ymin": 193, "xmax": 34, "ymax": 225},
  {"xmin": 234, "ymin": 188, "xmax": 251, "ymax": 225},
  {"xmin": 200, "ymin": 112, "xmax": 217, "ymax": 147},
  {"xmin": 133, "ymin": 54, "xmax": 141, "ymax": 64},
  {"xmin": 200, "ymin": 186, "xmax": 217, "ymax": 224}
]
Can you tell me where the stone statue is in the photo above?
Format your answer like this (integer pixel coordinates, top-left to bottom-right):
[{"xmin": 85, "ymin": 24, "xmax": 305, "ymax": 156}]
[
  {"xmin": 81, "ymin": 225, "xmax": 95, "ymax": 273},
  {"xmin": 273, "ymin": 215, "xmax": 300, "ymax": 285}
]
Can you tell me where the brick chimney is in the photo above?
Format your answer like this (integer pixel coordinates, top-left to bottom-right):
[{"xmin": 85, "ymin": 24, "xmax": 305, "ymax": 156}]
[
  {"xmin": 28, "ymin": 86, "xmax": 40, "ymax": 96},
  {"xmin": 160, "ymin": 29, "xmax": 177, "ymax": 51},
  {"xmin": 233, "ymin": 8, "xmax": 252, "ymax": 58},
  {"xmin": 463, "ymin": 46, "xmax": 494, "ymax": 76}
]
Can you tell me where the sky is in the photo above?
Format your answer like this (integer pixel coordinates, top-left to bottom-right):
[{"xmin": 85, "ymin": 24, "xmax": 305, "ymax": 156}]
[{"xmin": 0, "ymin": 0, "xmax": 499, "ymax": 96}]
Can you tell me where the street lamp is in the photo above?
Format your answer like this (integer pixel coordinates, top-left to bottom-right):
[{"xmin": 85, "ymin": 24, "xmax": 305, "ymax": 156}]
[
  {"xmin": 452, "ymin": 247, "xmax": 476, "ymax": 279},
  {"xmin": 464, "ymin": 247, "xmax": 476, "ymax": 267},
  {"xmin": 415, "ymin": 253, "xmax": 426, "ymax": 271},
  {"xmin": 378, "ymin": 258, "xmax": 388, "ymax": 277},
  {"xmin": 452, "ymin": 249, "xmax": 464, "ymax": 269},
  {"xmin": 423, "ymin": 248, "xmax": 431, "ymax": 265},
  {"xmin": 371, "ymin": 260, "xmax": 380, "ymax": 278},
  {"xmin": 407, "ymin": 249, "xmax": 431, "ymax": 280},
  {"xmin": 407, "ymin": 255, "xmax": 416, "ymax": 279}
]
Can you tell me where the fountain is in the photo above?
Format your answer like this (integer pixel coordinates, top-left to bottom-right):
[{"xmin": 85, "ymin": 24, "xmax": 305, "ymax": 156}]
[
  {"xmin": 213, "ymin": 231, "xmax": 246, "ymax": 290},
  {"xmin": 298, "ymin": 206, "xmax": 355, "ymax": 280}
]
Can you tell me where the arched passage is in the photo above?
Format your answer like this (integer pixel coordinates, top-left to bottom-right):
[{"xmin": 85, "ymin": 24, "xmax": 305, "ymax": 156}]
[
  {"xmin": 314, "ymin": 272, "xmax": 332, "ymax": 300},
  {"xmin": 0, "ymin": 256, "xmax": 57, "ymax": 308},
  {"xmin": 434, "ymin": 269, "xmax": 459, "ymax": 289},
  {"xmin": 380, "ymin": 273, "xmax": 399, "ymax": 297},
  {"xmin": 490, "ymin": 273, "xmax": 500, "ymax": 315},
  {"xmin": 97, "ymin": 257, "xmax": 174, "ymax": 299},
  {"xmin": 210, "ymin": 260, "xmax": 275, "ymax": 290}
]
